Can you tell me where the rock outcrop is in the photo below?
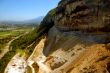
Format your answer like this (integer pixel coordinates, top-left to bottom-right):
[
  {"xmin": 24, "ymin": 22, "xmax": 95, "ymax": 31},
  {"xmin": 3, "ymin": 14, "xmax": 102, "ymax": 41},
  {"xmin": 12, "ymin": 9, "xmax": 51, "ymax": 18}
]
[
  {"xmin": 28, "ymin": 0, "xmax": 110, "ymax": 73},
  {"xmin": 55, "ymin": 0, "xmax": 110, "ymax": 32}
]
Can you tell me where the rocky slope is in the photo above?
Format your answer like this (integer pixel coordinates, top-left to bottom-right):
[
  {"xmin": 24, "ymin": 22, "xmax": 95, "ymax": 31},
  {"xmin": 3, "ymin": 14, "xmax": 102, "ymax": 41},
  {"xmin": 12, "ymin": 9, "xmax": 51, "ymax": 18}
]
[{"xmin": 27, "ymin": 0, "xmax": 110, "ymax": 73}]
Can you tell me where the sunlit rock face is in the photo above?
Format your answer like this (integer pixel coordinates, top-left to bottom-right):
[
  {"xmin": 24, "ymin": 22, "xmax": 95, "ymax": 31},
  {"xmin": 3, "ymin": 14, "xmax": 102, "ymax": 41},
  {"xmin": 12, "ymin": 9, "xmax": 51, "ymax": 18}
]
[
  {"xmin": 29, "ymin": 29, "xmax": 110, "ymax": 73},
  {"xmin": 38, "ymin": 0, "xmax": 110, "ymax": 43},
  {"xmin": 54, "ymin": 0, "xmax": 110, "ymax": 32},
  {"xmin": 5, "ymin": 54, "xmax": 27, "ymax": 73},
  {"xmin": 29, "ymin": 0, "xmax": 110, "ymax": 73},
  {"xmin": 38, "ymin": 0, "xmax": 110, "ymax": 44}
]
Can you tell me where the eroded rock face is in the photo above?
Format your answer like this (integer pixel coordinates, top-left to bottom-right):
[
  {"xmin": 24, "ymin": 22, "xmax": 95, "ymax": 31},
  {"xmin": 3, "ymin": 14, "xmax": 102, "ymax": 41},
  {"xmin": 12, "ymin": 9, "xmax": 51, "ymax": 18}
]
[
  {"xmin": 29, "ymin": 0, "xmax": 110, "ymax": 73},
  {"xmin": 38, "ymin": 0, "xmax": 110, "ymax": 43},
  {"xmin": 55, "ymin": 0, "xmax": 110, "ymax": 32},
  {"xmin": 28, "ymin": 28, "xmax": 110, "ymax": 73}
]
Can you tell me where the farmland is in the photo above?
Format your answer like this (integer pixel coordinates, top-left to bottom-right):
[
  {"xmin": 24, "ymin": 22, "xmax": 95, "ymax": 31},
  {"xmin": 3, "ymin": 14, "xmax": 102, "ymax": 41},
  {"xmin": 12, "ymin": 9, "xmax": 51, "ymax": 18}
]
[{"xmin": 0, "ymin": 26, "xmax": 33, "ymax": 53}]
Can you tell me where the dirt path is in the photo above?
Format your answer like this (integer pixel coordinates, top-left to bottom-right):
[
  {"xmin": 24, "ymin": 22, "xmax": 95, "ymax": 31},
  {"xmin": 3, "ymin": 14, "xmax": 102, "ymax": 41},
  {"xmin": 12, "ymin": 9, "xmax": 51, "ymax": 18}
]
[
  {"xmin": 0, "ymin": 38, "xmax": 14, "ymax": 59},
  {"xmin": 0, "ymin": 32, "xmax": 28, "ymax": 59}
]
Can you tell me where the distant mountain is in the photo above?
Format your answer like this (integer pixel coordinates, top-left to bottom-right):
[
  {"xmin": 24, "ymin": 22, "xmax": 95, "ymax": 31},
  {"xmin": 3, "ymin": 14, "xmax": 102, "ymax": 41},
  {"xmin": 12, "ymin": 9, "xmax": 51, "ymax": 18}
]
[
  {"xmin": 0, "ymin": 16, "xmax": 44, "ymax": 25},
  {"xmin": 26, "ymin": 16, "xmax": 44, "ymax": 24}
]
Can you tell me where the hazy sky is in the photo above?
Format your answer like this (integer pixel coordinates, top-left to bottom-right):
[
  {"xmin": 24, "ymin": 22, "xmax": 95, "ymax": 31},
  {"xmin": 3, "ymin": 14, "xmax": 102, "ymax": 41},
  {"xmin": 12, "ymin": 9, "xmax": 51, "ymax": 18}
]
[{"xmin": 0, "ymin": 0, "xmax": 60, "ymax": 21}]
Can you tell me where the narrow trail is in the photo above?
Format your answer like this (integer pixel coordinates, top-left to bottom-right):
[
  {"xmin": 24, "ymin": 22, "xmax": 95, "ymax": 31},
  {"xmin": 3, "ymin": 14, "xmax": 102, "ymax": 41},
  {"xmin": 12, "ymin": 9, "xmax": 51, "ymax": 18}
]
[
  {"xmin": 27, "ymin": 38, "xmax": 47, "ymax": 73},
  {"xmin": 0, "ymin": 32, "xmax": 28, "ymax": 59},
  {"xmin": 0, "ymin": 38, "xmax": 14, "ymax": 59}
]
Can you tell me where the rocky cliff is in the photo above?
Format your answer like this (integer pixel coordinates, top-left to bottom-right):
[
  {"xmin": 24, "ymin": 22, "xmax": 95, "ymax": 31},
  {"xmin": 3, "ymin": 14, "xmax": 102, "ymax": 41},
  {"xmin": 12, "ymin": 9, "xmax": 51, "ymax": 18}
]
[{"xmin": 27, "ymin": 0, "xmax": 110, "ymax": 73}]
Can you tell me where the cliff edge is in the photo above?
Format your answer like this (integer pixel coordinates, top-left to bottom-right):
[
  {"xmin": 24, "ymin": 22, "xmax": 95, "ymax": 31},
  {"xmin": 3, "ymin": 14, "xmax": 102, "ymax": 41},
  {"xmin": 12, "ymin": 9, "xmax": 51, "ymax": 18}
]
[{"xmin": 28, "ymin": 0, "xmax": 110, "ymax": 73}]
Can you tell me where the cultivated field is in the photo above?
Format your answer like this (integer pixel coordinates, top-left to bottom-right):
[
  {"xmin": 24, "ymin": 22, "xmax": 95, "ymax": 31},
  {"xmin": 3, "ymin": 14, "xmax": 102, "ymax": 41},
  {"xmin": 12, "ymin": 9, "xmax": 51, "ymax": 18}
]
[{"xmin": 0, "ymin": 26, "xmax": 33, "ymax": 53}]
